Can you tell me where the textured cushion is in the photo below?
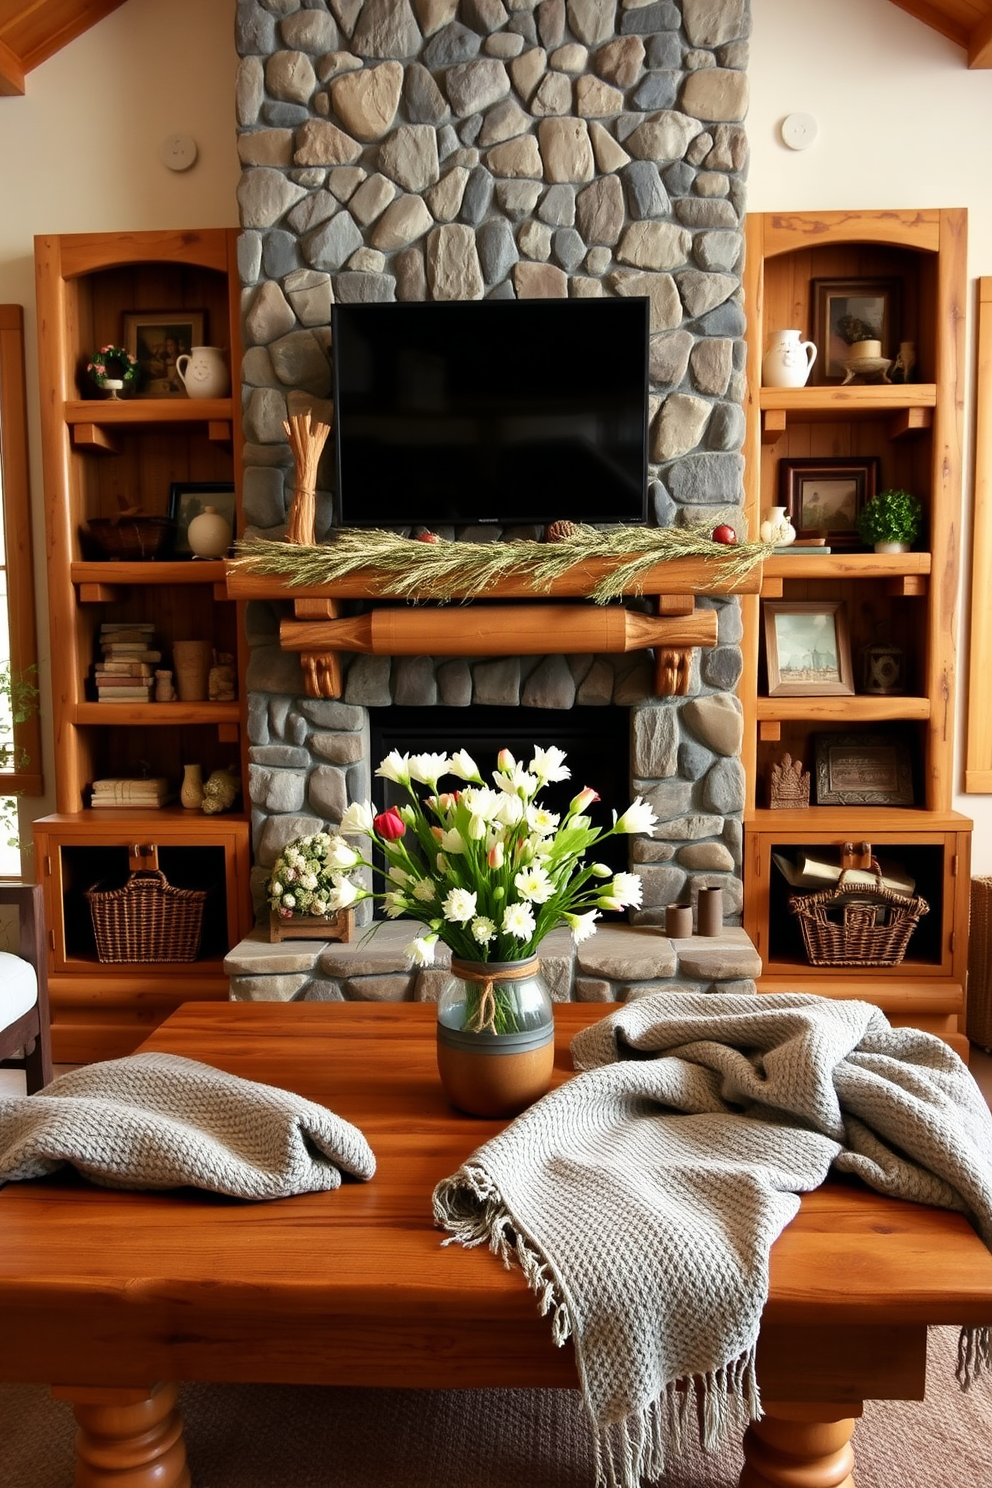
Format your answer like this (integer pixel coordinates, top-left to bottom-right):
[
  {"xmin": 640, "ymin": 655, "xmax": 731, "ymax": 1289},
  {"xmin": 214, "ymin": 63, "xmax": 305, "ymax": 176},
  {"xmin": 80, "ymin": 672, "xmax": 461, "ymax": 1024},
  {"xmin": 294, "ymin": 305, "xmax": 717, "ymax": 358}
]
[{"xmin": 0, "ymin": 952, "xmax": 38, "ymax": 1025}]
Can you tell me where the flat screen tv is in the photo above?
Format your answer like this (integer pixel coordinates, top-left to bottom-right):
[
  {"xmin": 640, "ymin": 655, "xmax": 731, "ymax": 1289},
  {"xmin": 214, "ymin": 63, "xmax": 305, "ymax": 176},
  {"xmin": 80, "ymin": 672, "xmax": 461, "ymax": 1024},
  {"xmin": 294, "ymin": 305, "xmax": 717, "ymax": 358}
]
[{"xmin": 331, "ymin": 297, "xmax": 649, "ymax": 528}]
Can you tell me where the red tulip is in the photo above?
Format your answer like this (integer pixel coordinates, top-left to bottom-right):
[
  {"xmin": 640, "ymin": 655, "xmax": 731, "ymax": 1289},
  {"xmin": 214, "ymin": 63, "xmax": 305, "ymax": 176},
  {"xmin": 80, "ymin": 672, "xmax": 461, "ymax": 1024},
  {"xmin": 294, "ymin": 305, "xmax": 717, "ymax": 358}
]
[{"xmin": 374, "ymin": 807, "xmax": 406, "ymax": 841}]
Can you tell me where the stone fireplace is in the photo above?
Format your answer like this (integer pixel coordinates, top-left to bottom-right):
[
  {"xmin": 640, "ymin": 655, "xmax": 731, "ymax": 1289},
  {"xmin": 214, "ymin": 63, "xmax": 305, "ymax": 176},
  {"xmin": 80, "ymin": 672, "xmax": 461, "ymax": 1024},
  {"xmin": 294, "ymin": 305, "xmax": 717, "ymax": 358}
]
[{"xmin": 230, "ymin": 0, "xmax": 757, "ymax": 1002}]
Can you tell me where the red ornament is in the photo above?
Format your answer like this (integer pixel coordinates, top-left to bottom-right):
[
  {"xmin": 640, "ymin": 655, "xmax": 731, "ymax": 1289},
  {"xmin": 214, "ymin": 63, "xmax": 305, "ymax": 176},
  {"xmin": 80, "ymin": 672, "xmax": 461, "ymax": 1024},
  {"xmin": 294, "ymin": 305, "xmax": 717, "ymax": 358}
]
[
  {"xmin": 711, "ymin": 524, "xmax": 737, "ymax": 545},
  {"xmin": 374, "ymin": 807, "xmax": 406, "ymax": 841},
  {"xmin": 416, "ymin": 530, "xmax": 440, "ymax": 543}
]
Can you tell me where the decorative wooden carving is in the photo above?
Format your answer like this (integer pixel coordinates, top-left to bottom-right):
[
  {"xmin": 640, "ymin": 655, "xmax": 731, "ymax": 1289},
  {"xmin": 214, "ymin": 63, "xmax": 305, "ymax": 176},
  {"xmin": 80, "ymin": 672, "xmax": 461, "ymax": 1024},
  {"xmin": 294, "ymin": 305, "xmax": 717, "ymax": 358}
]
[
  {"xmin": 301, "ymin": 651, "xmax": 341, "ymax": 699},
  {"xmin": 655, "ymin": 647, "xmax": 692, "ymax": 695},
  {"xmin": 767, "ymin": 753, "xmax": 811, "ymax": 809}
]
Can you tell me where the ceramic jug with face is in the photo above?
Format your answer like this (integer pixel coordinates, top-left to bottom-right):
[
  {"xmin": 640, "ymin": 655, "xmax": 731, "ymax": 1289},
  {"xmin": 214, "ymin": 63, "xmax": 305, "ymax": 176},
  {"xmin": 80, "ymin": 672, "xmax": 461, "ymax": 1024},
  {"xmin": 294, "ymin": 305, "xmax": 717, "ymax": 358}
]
[
  {"xmin": 175, "ymin": 346, "xmax": 230, "ymax": 400},
  {"xmin": 762, "ymin": 329, "xmax": 817, "ymax": 389}
]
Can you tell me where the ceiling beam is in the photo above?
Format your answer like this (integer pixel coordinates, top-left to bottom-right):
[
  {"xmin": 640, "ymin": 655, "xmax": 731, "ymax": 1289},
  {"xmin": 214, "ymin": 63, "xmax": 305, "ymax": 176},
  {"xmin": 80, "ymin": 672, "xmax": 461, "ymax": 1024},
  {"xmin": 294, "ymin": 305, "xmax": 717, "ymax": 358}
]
[
  {"xmin": 0, "ymin": 34, "xmax": 24, "ymax": 94},
  {"xmin": 968, "ymin": 9, "xmax": 992, "ymax": 66},
  {"xmin": 883, "ymin": 0, "xmax": 970, "ymax": 48}
]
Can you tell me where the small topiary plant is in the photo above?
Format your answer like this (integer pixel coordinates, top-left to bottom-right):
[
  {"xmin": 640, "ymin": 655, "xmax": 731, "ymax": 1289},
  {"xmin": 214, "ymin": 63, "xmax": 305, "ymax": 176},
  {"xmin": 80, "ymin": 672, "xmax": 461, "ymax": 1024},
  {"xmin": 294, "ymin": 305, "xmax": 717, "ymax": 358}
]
[{"xmin": 856, "ymin": 488, "xmax": 923, "ymax": 547}]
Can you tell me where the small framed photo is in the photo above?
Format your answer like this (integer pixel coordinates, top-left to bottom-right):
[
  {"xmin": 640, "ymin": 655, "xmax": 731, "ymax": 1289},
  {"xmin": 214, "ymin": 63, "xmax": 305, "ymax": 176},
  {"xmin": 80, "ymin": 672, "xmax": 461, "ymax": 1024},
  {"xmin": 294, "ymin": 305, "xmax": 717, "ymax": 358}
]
[
  {"xmin": 814, "ymin": 732, "xmax": 915, "ymax": 806},
  {"xmin": 124, "ymin": 311, "xmax": 206, "ymax": 397},
  {"xmin": 168, "ymin": 481, "xmax": 236, "ymax": 558},
  {"xmin": 779, "ymin": 456, "xmax": 880, "ymax": 547},
  {"xmin": 763, "ymin": 600, "xmax": 854, "ymax": 697},
  {"xmin": 811, "ymin": 278, "xmax": 902, "ymax": 384}
]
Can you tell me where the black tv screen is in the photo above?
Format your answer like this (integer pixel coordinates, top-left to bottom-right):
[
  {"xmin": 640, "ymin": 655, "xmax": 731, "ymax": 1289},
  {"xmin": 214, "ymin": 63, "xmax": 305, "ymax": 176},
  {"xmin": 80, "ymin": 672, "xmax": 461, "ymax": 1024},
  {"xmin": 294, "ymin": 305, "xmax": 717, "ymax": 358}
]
[{"xmin": 332, "ymin": 297, "xmax": 649, "ymax": 528}]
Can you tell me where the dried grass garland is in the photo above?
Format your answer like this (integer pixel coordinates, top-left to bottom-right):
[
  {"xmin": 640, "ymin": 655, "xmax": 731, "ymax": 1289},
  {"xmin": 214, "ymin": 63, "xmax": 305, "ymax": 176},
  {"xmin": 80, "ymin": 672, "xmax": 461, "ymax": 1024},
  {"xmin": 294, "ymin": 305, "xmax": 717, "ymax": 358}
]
[{"xmin": 231, "ymin": 525, "xmax": 769, "ymax": 604}]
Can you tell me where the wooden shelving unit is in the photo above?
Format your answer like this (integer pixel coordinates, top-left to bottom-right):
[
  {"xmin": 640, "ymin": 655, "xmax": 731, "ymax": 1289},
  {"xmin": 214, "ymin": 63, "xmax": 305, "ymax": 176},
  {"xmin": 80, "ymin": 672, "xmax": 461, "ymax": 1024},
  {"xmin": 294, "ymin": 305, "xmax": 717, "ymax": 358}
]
[
  {"xmin": 741, "ymin": 209, "xmax": 972, "ymax": 1051},
  {"xmin": 32, "ymin": 229, "xmax": 253, "ymax": 1061}
]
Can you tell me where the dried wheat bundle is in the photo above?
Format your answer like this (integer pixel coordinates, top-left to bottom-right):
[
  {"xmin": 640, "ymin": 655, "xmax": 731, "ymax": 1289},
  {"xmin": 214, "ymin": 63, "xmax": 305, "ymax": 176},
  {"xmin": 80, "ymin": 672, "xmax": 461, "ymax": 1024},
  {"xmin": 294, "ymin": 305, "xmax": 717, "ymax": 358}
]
[
  {"xmin": 232, "ymin": 525, "xmax": 769, "ymax": 604},
  {"xmin": 284, "ymin": 413, "xmax": 332, "ymax": 546}
]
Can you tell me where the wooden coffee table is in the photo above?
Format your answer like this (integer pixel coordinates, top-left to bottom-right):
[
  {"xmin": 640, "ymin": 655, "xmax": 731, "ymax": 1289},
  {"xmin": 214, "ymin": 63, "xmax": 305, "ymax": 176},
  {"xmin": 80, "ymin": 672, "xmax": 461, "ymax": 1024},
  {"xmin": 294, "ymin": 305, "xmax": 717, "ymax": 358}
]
[{"xmin": 2, "ymin": 1001, "xmax": 991, "ymax": 1488}]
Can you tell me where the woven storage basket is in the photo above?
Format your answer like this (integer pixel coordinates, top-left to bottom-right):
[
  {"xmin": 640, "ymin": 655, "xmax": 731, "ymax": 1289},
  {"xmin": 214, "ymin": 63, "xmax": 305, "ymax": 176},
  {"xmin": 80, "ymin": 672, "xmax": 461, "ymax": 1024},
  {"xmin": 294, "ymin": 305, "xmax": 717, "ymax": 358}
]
[
  {"xmin": 86, "ymin": 516, "xmax": 172, "ymax": 561},
  {"xmin": 967, "ymin": 876, "xmax": 992, "ymax": 1049},
  {"xmin": 789, "ymin": 867, "xmax": 929, "ymax": 968},
  {"xmin": 85, "ymin": 870, "xmax": 207, "ymax": 963}
]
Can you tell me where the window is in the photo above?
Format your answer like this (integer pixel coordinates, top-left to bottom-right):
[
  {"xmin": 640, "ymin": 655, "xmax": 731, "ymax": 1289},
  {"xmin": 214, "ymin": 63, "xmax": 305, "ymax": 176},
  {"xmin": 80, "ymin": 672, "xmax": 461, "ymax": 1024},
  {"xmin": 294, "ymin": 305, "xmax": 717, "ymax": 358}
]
[{"xmin": 0, "ymin": 305, "xmax": 42, "ymax": 874}]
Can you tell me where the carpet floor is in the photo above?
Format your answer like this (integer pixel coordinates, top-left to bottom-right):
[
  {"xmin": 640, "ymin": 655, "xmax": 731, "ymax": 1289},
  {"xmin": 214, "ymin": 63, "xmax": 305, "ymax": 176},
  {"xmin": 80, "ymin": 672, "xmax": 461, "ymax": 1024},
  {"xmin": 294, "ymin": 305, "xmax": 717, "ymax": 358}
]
[{"xmin": 1, "ymin": 1328, "xmax": 988, "ymax": 1488}]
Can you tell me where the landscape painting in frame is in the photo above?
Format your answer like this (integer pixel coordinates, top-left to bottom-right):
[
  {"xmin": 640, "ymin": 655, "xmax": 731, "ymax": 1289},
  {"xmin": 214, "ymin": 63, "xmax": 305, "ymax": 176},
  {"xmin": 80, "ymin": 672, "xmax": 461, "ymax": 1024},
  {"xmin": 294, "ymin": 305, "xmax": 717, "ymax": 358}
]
[
  {"xmin": 763, "ymin": 601, "xmax": 855, "ymax": 697},
  {"xmin": 780, "ymin": 457, "xmax": 879, "ymax": 548}
]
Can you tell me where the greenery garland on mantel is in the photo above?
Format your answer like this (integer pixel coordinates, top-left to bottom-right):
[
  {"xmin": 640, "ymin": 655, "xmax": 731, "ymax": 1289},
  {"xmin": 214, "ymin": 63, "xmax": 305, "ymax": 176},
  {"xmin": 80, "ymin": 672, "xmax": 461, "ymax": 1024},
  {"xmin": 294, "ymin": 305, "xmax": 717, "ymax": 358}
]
[{"xmin": 231, "ymin": 525, "xmax": 769, "ymax": 605}]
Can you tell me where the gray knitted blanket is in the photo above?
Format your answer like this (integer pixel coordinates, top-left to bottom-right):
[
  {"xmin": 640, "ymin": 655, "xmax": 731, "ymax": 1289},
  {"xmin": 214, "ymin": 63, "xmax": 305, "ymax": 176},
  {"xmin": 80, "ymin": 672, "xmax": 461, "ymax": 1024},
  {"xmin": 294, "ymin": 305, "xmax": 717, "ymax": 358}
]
[
  {"xmin": 0, "ymin": 1052, "xmax": 376, "ymax": 1198},
  {"xmin": 433, "ymin": 992, "xmax": 992, "ymax": 1488}
]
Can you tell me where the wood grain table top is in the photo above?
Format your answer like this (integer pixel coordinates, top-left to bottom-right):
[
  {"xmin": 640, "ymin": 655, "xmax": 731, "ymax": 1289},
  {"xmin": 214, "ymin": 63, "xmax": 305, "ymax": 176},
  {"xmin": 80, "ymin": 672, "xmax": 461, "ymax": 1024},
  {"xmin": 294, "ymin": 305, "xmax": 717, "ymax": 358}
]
[{"xmin": 1, "ymin": 1001, "xmax": 991, "ymax": 1394}]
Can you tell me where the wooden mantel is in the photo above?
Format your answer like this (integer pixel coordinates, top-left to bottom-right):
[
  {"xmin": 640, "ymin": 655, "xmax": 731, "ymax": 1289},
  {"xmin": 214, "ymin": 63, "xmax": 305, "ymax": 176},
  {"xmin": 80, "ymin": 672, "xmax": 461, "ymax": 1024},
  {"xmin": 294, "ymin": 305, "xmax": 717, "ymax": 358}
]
[{"xmin": 226, "ymin": 556, "xmax": 763, "ymax": 701}]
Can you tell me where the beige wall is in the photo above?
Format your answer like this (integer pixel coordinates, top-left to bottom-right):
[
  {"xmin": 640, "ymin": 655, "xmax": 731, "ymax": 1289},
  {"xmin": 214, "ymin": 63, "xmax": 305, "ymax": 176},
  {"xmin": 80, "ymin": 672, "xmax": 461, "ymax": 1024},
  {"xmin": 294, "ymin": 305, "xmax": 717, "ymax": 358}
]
[
  {"xmin": 3, "ymin": 0, "xmax": 992, "ymax": 868},
  {"xmin": 0, "ymin": 0, "xmax": 239, "ymax": 844}
]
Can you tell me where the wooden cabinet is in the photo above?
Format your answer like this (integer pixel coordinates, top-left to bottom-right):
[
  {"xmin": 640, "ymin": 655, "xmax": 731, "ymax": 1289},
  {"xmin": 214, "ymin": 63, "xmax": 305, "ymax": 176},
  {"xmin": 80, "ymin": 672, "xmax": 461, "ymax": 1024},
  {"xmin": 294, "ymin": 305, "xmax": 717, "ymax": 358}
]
[
  {"xmin": 741, "ymin": 210, "xmax": 972, "ymax": 1047},
  {"xmin": 32, "ymin": 230, "xmax": 252, "ymax": 1061},
  {"xmin": 33, "ymin": 813, "xmax": 252, "ymax": 1063}
]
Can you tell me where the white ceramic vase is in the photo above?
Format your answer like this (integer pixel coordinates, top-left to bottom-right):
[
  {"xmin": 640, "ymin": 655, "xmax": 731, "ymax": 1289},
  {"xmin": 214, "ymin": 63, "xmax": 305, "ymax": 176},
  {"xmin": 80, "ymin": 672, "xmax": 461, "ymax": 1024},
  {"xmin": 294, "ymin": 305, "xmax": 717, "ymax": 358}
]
[
  {"xmin": 761, "ymin": 329, "xmax": 817, "ymax": 388},
  {"xmin": 760, "ymin": 505, "xmax": 797, "ymax": 545},
  {"xmin": 175, "ymin": 346, "xmax": 230, "ymax": 400},
  {"xmin": 186, "ymin": 505, "xmax": 233, "ymax": 559}
]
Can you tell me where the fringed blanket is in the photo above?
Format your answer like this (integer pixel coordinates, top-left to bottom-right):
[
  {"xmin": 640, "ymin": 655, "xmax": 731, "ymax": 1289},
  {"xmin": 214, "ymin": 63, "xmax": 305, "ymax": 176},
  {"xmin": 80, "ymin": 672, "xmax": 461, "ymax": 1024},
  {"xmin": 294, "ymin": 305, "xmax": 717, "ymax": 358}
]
[
  {"xmin": 0, "ymin": 1052, "xmax": 376, "ymax": 1198},
  {"xmin": 433, "ymin": 992, "xmax": 992, "ymax": 1488}
]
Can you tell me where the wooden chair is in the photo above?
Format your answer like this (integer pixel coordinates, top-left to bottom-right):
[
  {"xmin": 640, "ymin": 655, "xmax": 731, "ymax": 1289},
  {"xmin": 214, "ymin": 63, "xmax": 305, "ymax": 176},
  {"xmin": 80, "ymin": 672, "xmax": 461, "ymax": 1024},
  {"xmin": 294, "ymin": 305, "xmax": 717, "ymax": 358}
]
[{"xmin": 0, "ymin": 882, "xmax": 52, "ymax": 1092}]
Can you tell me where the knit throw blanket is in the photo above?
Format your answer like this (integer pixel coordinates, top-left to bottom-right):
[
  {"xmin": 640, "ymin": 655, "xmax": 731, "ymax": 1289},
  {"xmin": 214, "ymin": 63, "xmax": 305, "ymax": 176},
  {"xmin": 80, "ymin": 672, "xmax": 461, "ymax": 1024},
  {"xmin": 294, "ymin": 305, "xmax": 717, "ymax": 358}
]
[
  {"xmin": 0, "ymin": 1052, "xmax": 376, "ymax": 1198},
  {"xmin": 433, "ymin": 992, "xmax": 992, "ymax": 1488}
]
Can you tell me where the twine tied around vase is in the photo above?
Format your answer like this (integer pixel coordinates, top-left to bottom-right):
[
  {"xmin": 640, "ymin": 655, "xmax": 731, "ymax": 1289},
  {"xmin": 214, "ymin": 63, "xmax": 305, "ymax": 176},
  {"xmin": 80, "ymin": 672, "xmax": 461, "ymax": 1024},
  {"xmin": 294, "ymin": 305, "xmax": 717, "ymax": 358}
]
[
  {"xmin": 456, "ymin": 957, "xmax": 541, "ymax": 1036},
  {"xmin": 284, "ymin": 411, "xmax": 331, "ymax": 545}
]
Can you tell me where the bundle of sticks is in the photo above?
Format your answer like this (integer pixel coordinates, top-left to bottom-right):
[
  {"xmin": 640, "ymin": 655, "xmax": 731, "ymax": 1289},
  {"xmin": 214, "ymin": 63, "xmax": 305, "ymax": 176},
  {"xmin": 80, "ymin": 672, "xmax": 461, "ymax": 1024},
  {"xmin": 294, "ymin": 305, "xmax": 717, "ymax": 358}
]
[{"xmin": 284, "ymin": 411, "xmax": 331, "ymax": 545}]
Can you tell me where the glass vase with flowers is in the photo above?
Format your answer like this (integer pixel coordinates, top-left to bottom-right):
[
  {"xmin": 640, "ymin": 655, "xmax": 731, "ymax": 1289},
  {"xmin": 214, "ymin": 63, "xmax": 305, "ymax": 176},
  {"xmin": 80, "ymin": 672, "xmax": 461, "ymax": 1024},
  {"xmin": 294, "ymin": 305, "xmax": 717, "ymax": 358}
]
[{"xmin": 267, "ymin": 745, "xmax": 658, "ymax": 1114}]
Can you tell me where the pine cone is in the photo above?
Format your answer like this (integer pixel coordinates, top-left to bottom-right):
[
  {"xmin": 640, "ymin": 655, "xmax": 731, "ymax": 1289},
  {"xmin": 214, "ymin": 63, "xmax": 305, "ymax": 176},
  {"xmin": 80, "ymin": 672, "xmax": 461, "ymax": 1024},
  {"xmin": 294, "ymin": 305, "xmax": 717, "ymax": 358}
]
[{"xmin": 545, "ymin": 519, "xmax": 578, "ymax": 543}]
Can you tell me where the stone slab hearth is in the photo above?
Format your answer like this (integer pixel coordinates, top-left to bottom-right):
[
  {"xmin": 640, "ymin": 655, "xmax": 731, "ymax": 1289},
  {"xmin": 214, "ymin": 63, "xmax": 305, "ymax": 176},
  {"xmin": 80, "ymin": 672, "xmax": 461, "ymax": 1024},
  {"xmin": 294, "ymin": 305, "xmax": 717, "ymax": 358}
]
[{"xmin": 225, "ymin": 921, "xmax": 760, "ymax": 1003}]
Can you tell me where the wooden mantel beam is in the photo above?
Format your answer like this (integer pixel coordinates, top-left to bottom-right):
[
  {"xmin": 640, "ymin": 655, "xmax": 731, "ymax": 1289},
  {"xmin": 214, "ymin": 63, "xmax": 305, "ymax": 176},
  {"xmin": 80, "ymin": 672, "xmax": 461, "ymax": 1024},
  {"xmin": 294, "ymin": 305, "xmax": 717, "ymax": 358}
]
[
  {"xmin": 281, "ymin": 604, "xmax": 719, "ymax": 701},
  {"xmin": 281, "ymin": 604, "xmax": 718, "ymax": 659}
]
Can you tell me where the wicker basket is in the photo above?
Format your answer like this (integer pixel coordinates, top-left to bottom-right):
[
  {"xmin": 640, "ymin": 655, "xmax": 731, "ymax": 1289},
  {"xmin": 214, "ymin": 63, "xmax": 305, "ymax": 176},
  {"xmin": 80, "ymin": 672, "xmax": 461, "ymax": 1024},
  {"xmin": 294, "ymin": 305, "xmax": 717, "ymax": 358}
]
[
  {"xmin": 85, "ymin": 516, "xmax": 173, "ymax": 561},
  {"xmin": 788, "ymin": 867, "xmax": 929, "ymax": 968},
  {"xmin": 967, "ymin": 876, "xmax": 992, "ymax": 1049},
  {"xmin": 86, "ymin": 870, "xmax": 207, "ymax": 963}
]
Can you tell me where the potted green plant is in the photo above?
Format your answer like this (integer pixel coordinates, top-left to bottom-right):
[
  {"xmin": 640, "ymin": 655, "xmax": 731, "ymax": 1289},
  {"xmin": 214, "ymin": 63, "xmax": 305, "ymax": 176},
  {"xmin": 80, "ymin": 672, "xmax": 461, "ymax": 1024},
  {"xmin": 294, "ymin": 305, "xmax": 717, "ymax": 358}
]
[{"xmin": 855, "ymin": 488, "xmax": 923, "ymax": 553}]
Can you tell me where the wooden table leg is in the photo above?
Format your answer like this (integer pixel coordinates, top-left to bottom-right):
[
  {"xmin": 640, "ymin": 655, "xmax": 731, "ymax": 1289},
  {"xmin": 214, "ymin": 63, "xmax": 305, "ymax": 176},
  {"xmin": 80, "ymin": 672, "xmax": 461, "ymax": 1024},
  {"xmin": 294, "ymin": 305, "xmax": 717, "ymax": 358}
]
[
  {"xmin": 51, "ymin": 1381, "xmax": 190, "ymax": 1488},
  {"xmin": 739, "ymin": 1400, "xmax": 862, "ymax": 1488}
]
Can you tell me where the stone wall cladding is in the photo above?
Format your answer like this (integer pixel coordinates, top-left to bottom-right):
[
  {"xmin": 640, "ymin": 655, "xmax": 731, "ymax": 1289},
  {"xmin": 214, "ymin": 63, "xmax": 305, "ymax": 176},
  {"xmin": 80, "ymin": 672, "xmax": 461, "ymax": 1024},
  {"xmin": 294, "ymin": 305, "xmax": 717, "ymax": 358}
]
[
  {"xmin": 235, "ymin": 0, "xmax": 752, "ymax": 987},
  {"xmin": 226, "ymin": 923, "xmax": 761, "ymax": 1003}
]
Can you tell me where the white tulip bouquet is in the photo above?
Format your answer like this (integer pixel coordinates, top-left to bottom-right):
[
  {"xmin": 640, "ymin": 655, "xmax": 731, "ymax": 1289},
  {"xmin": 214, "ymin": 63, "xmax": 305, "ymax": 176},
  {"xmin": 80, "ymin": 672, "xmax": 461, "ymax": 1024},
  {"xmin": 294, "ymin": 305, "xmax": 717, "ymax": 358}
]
[{"xmin": 267, "ymin": 744, "xmax": 658, "ymax": 966}]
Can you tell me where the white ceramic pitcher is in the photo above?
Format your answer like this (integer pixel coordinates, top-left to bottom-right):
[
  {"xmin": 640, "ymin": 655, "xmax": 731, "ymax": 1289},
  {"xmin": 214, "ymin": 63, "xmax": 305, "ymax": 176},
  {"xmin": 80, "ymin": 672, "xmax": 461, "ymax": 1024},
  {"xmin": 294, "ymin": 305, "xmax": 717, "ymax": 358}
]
[
  {"xmin": 762, "ymin": 329, "xmax": 817, "ymax": 389},
  {"xmin": 175, "ymin": 346, "xmax": 230, "ymax": 400}
]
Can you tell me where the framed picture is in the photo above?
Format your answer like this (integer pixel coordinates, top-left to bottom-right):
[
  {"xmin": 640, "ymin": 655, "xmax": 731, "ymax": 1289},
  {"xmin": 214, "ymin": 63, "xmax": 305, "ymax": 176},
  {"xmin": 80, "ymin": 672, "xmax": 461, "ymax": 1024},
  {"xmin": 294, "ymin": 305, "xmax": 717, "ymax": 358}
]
[
  {"xmin": 814, "ymin": 732, "xmax": 915, "ymax": 806},
  {"xmin": 763, "ymin": 600, "xmax": 854, "ymax": 697},
  {"xmin": 123, "ymin": 311, "xmax": 206, "ymax": 397},
  {"xmin": 811, "ymin": 278, "xmax": 902, "ymax": 383},
  {"xmin": 779, "ymin": 456, "xmax": 880, "ymax": 547},
  {"xmin": 168, "ymin": 481, "xmax": 236, "ymax": 558}
]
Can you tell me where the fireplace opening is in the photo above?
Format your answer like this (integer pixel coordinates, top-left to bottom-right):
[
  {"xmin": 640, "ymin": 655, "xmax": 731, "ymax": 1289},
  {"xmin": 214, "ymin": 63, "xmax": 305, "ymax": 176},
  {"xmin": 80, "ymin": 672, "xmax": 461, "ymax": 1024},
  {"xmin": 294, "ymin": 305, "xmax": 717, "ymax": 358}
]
[{"xmin": 367, "ymin": 705, "xmax": 631, "ymax": 921}]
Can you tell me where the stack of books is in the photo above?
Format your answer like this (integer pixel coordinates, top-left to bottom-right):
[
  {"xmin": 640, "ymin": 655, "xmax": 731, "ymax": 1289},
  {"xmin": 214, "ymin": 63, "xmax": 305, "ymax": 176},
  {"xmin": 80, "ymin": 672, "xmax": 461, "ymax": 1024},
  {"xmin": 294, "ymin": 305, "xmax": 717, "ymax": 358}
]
[
  {"xmin": 93, "ymin": 623, "xmax": 162, "ymax": 701},
  {"xmin": 90, "ymin": 776, "xmax": 172, "ymax": 808}
]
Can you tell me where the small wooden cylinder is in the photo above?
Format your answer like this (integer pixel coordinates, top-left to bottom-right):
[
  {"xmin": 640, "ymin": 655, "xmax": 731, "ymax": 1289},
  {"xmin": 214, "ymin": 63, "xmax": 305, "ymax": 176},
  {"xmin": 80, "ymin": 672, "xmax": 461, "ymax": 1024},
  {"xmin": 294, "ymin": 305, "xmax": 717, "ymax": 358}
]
[
  {"xmin": 172, "ymin": 640, "xmax": 212, "ymax": 702},
  {"xmin": 697, "ymin": 886, "xmax": 724, "ymax": 937},
  {"xmin": 665, "ymin": 904, "xmax": 693, "ymax": 938}
]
